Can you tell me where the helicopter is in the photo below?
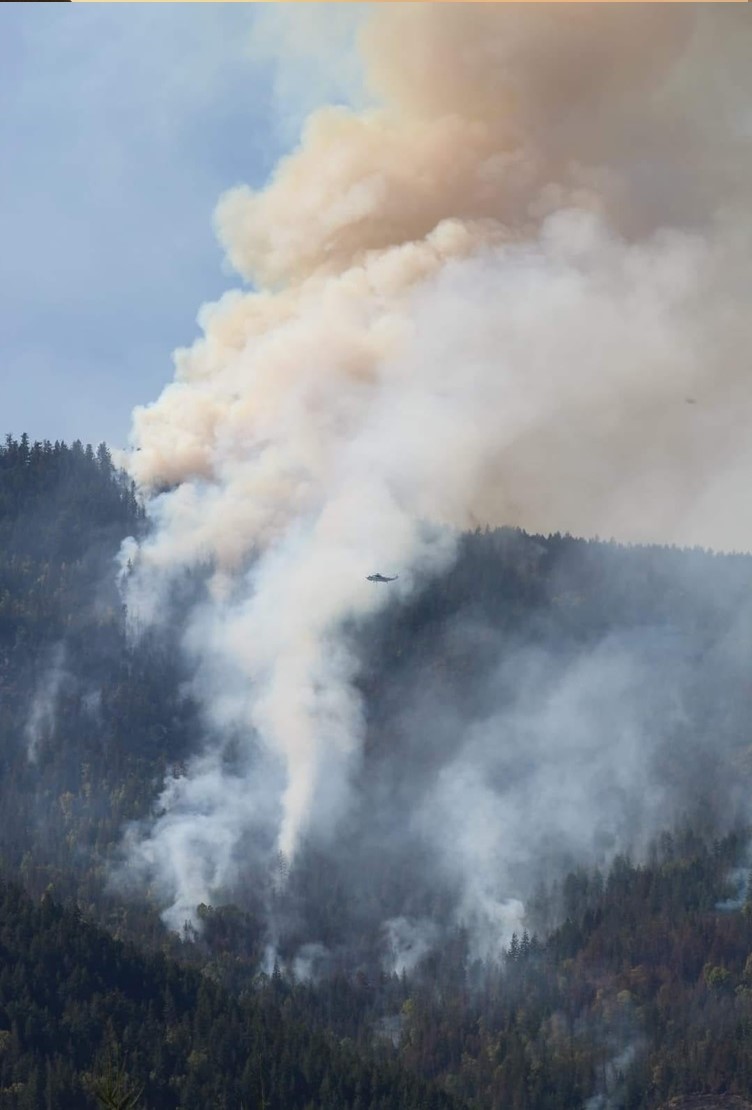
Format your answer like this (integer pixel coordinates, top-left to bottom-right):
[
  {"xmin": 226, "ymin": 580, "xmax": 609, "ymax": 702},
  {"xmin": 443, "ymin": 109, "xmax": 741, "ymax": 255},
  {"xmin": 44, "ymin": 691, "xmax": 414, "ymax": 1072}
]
[{"xmin": 366, "ymin": 573, "xmax": 398, "ymax": 583}]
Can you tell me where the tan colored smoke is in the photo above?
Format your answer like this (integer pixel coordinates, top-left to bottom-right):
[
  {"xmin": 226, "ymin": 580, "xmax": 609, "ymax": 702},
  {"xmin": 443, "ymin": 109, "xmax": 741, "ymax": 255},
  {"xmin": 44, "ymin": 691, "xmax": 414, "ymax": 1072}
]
[
  {"xmin": 209, "ymin": 4, "xmax": 747, "ymax": 289},
  {"xmin": 123, "ymin": 5, "xmax": 752, "ymax": 928}
]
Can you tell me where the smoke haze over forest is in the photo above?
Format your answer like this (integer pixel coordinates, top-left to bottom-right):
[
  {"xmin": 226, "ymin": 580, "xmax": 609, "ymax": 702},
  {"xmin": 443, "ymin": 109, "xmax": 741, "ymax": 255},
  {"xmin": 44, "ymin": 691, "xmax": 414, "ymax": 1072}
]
[
  {"xmin": 111, "ymin": 6, "xmax": 752, "ymax": 969},
  {"xmin": 5, "ymin": 8, "xmax": 752, "ymax": 1105}
]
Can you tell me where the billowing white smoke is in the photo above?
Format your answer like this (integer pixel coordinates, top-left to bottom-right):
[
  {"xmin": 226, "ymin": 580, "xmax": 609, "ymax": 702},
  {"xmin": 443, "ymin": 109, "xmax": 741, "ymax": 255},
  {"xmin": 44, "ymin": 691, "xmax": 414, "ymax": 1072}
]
[{"xmin": 120, "ymin": 5, "xmax": 752, "ymax": 937}]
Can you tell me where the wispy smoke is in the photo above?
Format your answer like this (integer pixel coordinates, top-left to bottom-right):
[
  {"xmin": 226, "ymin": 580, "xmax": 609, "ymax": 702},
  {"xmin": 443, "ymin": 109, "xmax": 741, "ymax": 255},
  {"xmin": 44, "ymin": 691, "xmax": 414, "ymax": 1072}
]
[
  {"xmin": 584, "ymin": 991, "xmax": 644, "ymax": 1110},
  {"xmin": 383, "ymin": 916, "xmax": 440, "ymax": 978},
  {"xmin": 25, "ymin": 643, "xmax": 68, "ymax": 763},
  {"xmin": 119, "ymin": 6, "xmax": 752, "ymax": 938},
  {"xmin": 404, "ymin": 628, "xmax": 686, "ymax": 961}
]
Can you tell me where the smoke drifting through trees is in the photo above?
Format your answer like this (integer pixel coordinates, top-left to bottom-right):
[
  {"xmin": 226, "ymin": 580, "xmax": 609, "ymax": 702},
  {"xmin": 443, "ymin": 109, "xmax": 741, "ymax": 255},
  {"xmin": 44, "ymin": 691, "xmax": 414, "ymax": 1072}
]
[{"xmin": 119, "ymin": 6, "xmax": 752, "ymax": 954}]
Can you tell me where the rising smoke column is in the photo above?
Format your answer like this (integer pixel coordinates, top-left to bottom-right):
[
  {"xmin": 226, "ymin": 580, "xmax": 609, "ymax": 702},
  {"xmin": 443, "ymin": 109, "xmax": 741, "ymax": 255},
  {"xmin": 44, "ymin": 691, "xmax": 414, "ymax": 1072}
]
[{"xmin": 121, "ymin": 5, "xmax": 752, "ymax": 932}]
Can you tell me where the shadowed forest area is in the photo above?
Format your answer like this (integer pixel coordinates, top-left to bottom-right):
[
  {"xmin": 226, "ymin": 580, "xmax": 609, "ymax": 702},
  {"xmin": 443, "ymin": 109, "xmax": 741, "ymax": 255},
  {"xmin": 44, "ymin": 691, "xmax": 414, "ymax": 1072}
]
[{"xmin": 3, "ymin": 434, "xmax": 752, "ymax": 1108}]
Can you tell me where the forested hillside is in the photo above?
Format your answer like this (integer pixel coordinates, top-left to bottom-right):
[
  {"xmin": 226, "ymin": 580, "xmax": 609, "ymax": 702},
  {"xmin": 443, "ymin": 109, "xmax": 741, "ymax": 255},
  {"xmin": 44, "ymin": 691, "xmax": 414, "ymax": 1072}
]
[
  {"xmin": 3, "ymin": 433, "xmax": 752, "ymax": 1108},
  {"xmin": 0, "ymin": 435, "xmax": 197, "ymax": 931},
  {"xmin": 0, "ymin": 876, "xmax": 458, "ymax": 1110}
]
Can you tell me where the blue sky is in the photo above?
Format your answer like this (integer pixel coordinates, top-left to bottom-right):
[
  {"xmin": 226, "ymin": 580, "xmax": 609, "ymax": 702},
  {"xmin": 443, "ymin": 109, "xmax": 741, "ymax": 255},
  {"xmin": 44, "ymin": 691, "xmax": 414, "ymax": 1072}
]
[{"xmin": 1, "ymin": 3, "xmax": 364, "ymax": 451}]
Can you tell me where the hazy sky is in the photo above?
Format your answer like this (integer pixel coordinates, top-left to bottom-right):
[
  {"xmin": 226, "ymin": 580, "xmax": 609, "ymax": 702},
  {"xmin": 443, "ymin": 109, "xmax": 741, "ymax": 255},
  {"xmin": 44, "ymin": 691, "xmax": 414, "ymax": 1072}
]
[{"xmin": 1, "ymin": 3, "xmax": 363, "ymax": 451}]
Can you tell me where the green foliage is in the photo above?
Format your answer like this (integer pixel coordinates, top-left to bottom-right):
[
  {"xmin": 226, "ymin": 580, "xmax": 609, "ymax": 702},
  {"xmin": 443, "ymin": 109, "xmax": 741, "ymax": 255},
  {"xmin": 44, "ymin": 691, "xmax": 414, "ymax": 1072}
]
[
  {"xmin": 0, "ymin": 433, "xmax": 199, "ymax": 938},
  {"xmin": 0, "ymin": 877, "xmax": 459, "ymax": 1108},
  {"xmin": 4, "ymin": 432, "xmax": 752, "ymax": 1107},
  {"xmin": 86, "ymin": 1044, "xmax": 144, "ymax": 1110}
]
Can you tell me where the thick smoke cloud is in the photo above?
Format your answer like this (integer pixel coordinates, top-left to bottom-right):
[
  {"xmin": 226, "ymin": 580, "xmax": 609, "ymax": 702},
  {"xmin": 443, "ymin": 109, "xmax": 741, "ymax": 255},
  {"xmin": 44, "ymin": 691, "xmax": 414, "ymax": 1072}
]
[{"xmin": 119, "ymin": 5, "xmax": 752, "ymax": 946}]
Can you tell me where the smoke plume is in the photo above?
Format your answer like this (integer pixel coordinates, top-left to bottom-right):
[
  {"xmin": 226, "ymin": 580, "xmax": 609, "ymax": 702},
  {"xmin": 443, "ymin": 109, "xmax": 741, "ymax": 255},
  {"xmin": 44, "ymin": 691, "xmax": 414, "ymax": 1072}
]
[
  {"xmin": 120, "ymin": 5, "xmax": 752, "ymax": 942},
  {"xmin": 25, "ymin": 643, "xmax": 68, "ymax": 763}
]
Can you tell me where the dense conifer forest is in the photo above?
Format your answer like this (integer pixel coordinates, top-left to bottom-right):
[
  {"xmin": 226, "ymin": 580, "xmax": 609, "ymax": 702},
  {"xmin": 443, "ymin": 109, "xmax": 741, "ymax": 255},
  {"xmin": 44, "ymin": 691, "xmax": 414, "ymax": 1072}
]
[{"xmin": 3, "ymin": 433, "xmax": 752, "ymax": 1108}]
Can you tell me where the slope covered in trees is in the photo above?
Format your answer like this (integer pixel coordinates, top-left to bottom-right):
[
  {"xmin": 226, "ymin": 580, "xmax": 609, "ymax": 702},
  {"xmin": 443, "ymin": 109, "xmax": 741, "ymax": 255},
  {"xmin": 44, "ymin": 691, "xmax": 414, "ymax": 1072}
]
[
  {"xmin": 3, "ymin": 433, "xmax": 752, "ymax": 1108},
  {"xmin": 0, "ymin": 435, "xmax": 197, "ymax": 929},
  {"xmin": 0, "ymin": 876, "xmax": 459, "ymax": 1109}
]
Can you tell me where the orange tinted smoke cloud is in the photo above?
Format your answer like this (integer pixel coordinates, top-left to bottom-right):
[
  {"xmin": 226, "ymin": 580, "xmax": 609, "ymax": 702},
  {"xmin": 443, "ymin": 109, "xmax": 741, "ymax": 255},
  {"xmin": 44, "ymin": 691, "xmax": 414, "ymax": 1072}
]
[
  {"xmin": 212, "ymin": 4, "xmax": 741, "ymax": 288},
  {"xmin": 123, "ymin": 5, "xmax": 752, "ymax": 927}
]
